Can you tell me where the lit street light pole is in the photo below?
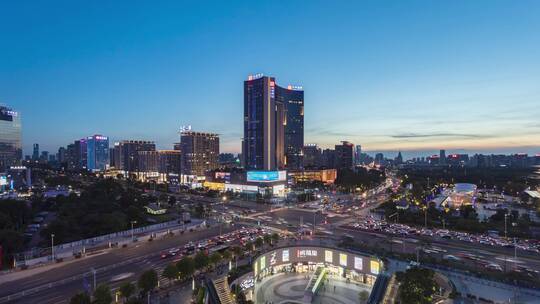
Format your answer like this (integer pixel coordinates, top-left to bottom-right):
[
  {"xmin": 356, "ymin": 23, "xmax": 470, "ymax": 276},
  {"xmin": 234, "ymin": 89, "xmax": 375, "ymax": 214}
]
[
  {"xmin": 131, "ymin": 220, "xmax": 137, "ymax": 242},
  {"xmin": 51, "ymin": 233, "xmax": 55, "ymax": 261},
  {"xmin": 220, "ymin": 196, "xmax": 227, "ymax": 236},
  {"xmin": 504, "ymin": 214, "xmax": 508, "ymax": 239},
  {"xmin": 91, "ymin": 268, "xmax": 97, "ymax": 291}
]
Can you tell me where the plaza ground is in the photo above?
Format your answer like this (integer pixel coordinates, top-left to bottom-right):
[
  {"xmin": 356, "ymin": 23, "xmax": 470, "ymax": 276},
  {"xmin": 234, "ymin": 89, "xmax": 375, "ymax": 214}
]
[{"xmin": 254, "ymin": 272, "xmax": 371, "ymax": 304}]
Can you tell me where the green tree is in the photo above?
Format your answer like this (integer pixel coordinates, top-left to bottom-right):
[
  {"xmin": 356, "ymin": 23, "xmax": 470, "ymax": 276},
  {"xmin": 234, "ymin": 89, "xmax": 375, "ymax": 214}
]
[
  {"xmin": 254, "ymin": 237, "xmax": 264, "ymax": 249},
  {"xmin": 209, "ymin": 252, "xmax": 222, "ymax": 269},
  {"xmin": 263, "ymin": 234, "xmax": 272, "ymax": 247},
  {"xmin": 221, "ymin": 249, "xmax": 232, "ymax": 261},
  {"xmin": 119, "ymin": 282, "xmax": 136, "ymax": 301},
  {"xmin": 162, "ymin": 263, "xmax": 178, "ymax": 286},
  {"xmin": 396, "ymin": 267, "xmax": 438, "ymax": 304},
  {"xmin": 138, "ymin": 269, "xmax": 158, "ymax": 294},
  {"xmin": 92, "ymin": 284, "xmax": 112, "ymax": 304},
  {"xmin": 231, "ymin": 246, "xmax": 242, "ymax": 258},
  {"xmin": 194, "ymin": 251, "xmax": 209, "ymax": 270},
  {"xmin": 176, "ymin": 256, "xmax": 195, "ymax": 279},
  {"xmin": 359, "ymin": 290, "xmax": 369, "ymax": 303},
  {"xmin": 69, "ymin": 292, "xmax": 91, "ymax": 304},
  {"xmin": 271, "ymin": 233, "xmax": 280, "ymax": 245},
  {"xmin": 244, "ymin": 241, "xmax": 254, "ymax": 252},
  {"xmin": 125, "ymin": 298, "xmax": 143, "ymax": 304}
]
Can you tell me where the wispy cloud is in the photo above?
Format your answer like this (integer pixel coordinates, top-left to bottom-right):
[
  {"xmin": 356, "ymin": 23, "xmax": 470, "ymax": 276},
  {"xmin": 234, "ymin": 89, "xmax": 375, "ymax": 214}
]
[{"xmin": 390, "ymin": 132, "xmax": 492, "ymax": 139}]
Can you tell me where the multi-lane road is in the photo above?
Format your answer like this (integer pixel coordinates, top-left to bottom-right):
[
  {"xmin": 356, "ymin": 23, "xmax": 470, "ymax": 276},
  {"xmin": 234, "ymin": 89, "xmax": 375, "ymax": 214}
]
[
  {"xmin": 0, "ymin": 225, "xmax": 236, "ymax": 303},
  {"xmin": 2, "ymin": 186, "xmax": 540, "ymax": 303}
]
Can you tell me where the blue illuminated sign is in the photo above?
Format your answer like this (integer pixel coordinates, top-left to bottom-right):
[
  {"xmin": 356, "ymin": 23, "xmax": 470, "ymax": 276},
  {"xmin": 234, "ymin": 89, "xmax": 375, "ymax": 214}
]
[{"xmin": 246, "ymin": 171, "xmax": 286, "ymax": 182}]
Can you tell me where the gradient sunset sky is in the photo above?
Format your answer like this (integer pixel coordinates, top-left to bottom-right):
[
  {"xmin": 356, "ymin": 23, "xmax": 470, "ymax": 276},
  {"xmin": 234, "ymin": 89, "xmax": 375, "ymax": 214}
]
[{"xmin": 1, "ymin": 1, "xmax": 539, "ymax": 156}]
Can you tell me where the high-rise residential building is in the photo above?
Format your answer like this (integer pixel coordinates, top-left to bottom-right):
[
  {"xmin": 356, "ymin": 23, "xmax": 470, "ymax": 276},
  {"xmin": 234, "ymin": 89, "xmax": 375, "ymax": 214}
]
[
  {"xmin": 75, "ymin": 139, "xmax": 88, "ymax": 170},
  {"xmin": 242, "ymin": 74, "xmax": 304, "ymax": 171},
  {"xmin": 137, "ymin": 150, "xmax": 160, "ymax": 173},
  {"xmin": 57, "ymin": 147, "xmax": 67, "ymax": 164},
  {"xmin": 439, "ymin": 149, "xmax": 446, "ymax": 165},
  {"xmin": 180, "ymin": 131, "xmax": 219, "ymax": 176},
  {"xmin": 112, "ymin": 140, "xmax": 156, "ymax": 172},
  {"xmin": 158, "ymin": 150, "xmax": 182, "ymax": 175},
  {"xmin": 335, "ymin": 141, "xmax": 354, "ymax": 170},
  {"xmin": 66, "ymin": 143, "xmax": 77, "ymax": 170},
  {"xmin": 303, "ymin": 144, "xmax": 322, "ymax": 168},
  {"xmin": 86, "ymin": 135, "xmax": 109, "ymax": 171},
  {"xmin": 137, "ymin": 150, "xmax": 181, "ymax": 173},
  {"xmin": 32, "ymin": 143, "xmax": 39, "ymax": 161},
  {"xmin": 0, "ymin": 105, "xmax": 22, "ymax": 171}
]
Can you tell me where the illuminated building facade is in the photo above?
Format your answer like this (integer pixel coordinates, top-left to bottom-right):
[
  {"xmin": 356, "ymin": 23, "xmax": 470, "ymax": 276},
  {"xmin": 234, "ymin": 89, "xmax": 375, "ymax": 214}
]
[
  {"xmin": 180, "ymin": 131, "xmax": 219, "ymax": 176},
  {"xmin": 112, "ymin": 140, "xmax": 156, "ymax": 172},
  {"xmin": 86, "ymin": 135, "xmax": 109, "ymax": 171},
  {"xmin": 0, "ymin": 105, "xmax": 22, "ymax": 171},
  {"xmin": 276, "ymin": 85, "xmax": 304, "ymax": 170},
  {"xmin": 288, "ymin": 169, "xmax": 337, "ymax": 184},
  {"xmin": 243, "ymin": 74, "xmax": 304, "ymax": 171}
]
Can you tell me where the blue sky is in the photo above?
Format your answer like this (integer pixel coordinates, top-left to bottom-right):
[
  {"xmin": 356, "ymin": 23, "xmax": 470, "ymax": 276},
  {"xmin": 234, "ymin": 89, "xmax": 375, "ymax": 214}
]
[{"xmin": 1, "ymin": 1, "xmax": 539, "ymax": 156}]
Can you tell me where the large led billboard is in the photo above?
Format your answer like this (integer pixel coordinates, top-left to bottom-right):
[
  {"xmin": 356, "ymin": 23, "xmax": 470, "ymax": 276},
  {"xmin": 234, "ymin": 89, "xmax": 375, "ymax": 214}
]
[
  {"xmin": 247, "ymin": 171, "xmax": 286, "ymax": 183},
  {"xmin": 254, "ymin": 246, "xmax": 382, "ymax": 278}
]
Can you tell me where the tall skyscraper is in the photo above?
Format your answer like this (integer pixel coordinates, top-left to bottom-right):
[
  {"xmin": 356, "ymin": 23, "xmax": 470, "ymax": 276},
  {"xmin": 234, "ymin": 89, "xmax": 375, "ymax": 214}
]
[
  {"xmin": 32, "ymin": 143, "xmax": 39, "ymax": 161},
  {"xmin": 276, "ymin": 85, "xmax": 304, "ymax": 170},
  {"xmin": 242, "ymin": 74, "xmax": 304, "ymax": 171},
  {"xmin": 75, "ymin": 139, "xmax": 88, "ymax": 170},
  {"xmin": 180, "ymin": 131, "xmax": 219, "ymax": 176},
  {"xmin": 66, "ymin": 143, "xmax": 77, "ymax": 170},
  {"xmin": 0, "ymin": 105, "xmax": 22, "ymax": 171},
  {"xmin": 86, "ymin": 135, "xmax": 109, "ymax": 171}
]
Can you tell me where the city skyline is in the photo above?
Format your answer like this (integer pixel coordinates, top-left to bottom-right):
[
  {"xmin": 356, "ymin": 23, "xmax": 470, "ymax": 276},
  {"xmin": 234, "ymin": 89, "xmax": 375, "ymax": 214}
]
[{"xmin": 1, "ymin": 1, "xmax": 540, "ymax": 155}]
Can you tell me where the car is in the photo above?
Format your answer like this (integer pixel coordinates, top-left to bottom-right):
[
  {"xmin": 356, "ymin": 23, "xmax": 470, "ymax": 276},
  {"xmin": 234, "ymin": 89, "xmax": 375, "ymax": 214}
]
[
  {"xmin": 168, "ymin": 248, "xmax": 180, "ymax": 256},
  {"xmin": 485, "ymin": 263, "xmax": 503, "ymax": 272},
  {"xmin": 110, "ymin": 272, "xmax": 134, "ymax": 282},
  {"xmin": 443, "ymin": 254, "xmax": 461, "ymax": 261}
]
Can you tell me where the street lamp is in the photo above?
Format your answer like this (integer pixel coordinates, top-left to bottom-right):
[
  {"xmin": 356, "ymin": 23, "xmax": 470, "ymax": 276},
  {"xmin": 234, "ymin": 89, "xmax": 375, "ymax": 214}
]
[
  {"xmin": 131, "ymin": 220, "xmax": 137, "ymax": 242},
  {"xmin": 220, "ymin": 196, "xmax": 227, "ymax": 236},
  {"xmin": 51, "ymin": 233, "xmax": 55, "ymax": 261},
  {"xmin": 504, "ymin": 214, "xmax": 509, "ymax": 239}
]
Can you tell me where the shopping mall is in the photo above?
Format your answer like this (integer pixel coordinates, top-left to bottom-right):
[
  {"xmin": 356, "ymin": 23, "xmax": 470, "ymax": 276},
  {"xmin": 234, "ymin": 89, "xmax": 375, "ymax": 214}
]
[{"xmin": 238, "ymin": 246, "xmax": 386, "ymax": 304}]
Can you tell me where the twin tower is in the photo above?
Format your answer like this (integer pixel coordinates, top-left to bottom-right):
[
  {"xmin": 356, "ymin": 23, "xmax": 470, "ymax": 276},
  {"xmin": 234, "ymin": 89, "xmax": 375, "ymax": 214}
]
[{"xmin": 242, "ymin": 74, "xmax": 304, "ymax": 171}]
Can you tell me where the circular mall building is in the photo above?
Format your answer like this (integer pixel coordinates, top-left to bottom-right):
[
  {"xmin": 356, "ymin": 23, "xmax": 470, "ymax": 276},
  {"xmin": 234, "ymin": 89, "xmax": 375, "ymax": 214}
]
[{"xmin": 247, "ymin": 246, "xmax": 384, "ymax": 304}]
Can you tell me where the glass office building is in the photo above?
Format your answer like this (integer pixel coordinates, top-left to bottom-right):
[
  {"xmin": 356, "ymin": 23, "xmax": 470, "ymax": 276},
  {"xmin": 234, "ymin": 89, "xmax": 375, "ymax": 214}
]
[
  {"xmin": 243, "ymin": 74, "xmax": 304, "ymax": 171},
  {"xmin": 0, "ymin": 105, "xmax": 22, "ymax": 171},
  {"xmin": 86, "ymin": 135, "xmax": 109, "ymax": 171},
  {"xmin": 276, "ymin": 85, "xmax": 304, "ymax": 170}
]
